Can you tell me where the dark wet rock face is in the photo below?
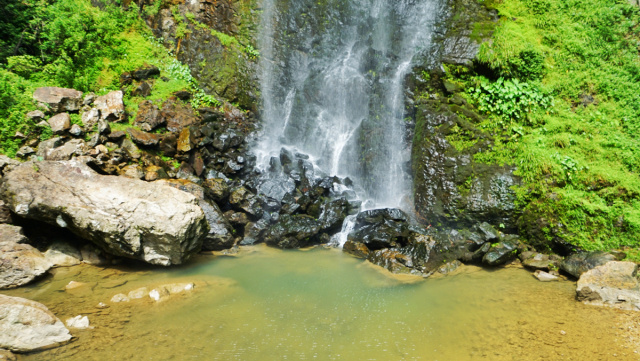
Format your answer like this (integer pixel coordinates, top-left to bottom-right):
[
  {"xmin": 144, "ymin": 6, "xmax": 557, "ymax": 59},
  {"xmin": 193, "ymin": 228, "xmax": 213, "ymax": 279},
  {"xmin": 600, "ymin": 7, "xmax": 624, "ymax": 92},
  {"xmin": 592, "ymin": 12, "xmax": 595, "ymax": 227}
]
[
  {"xmin": 482, "ymin": 240, "xmax": 519, "ymax": 266},
  {"xmin": 344, "ymin": 213, "xmax": 525, "ymax": 276},
  {"xmin": 561, "ymin": 251, "xmax": 617, "ymax": 279},
  {"xmin": 264, "ymin": 214, "xmax": 322, "ymax": 248}
]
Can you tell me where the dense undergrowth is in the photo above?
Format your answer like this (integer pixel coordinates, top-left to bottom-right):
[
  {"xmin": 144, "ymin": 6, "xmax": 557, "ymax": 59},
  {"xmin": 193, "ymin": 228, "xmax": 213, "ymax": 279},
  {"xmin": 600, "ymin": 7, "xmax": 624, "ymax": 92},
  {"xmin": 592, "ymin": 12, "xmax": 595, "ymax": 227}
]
[
  {"xmin": 439, "ymin": 0, "xmax": 640, "ymax": 256},
  {"xmin": 0, "ymin": 0, "xmax": 217, "ymax": 157}
]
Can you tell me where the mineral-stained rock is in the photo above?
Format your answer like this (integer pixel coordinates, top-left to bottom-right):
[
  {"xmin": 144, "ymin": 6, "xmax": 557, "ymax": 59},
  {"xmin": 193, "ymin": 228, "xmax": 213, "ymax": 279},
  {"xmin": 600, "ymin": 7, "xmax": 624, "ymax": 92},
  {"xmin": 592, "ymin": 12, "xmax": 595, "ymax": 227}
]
[
  {"xmin": 576, "ymin": 261, "xmax": 640, "ymax": 311},
  {"xmin": 0, "ymin": 294, "xmax": 72, "ymax": 352},
  {"xmin": 120, "ymin": 164, "xmax": 145, "ymax": 179},
  {"xmin": 177, "ymin": 127, "xmax": 195, "ymax": 153},
  {"xmin": 144, "ymin": 165, "xmax": 169, "ymax": 181},
  {"xmin": 135, "ymin": 100, "xmax": 164, "ymax": 132},
  {"xmin": 0, "ymin": 160, "xmax": 208, "ymax": 265},
  {"xmin": 47, "ymin": 113, "xmax": 71, "ymax": 135},
  {"xmin": 128, "ymin": 127, "xmax": 162, "ymax": 147},
  {"xmin": 0, "ymin": 230, "xmax": 51, "ymax": 289},
  {"xmin": 161, "ymin": 98, "xmax": 198, "ymax": 132},
  {"xmin": 94, "ymin": 91, "xmax": 125, "ymax": 122},
  {"xmin": 33, "ymin": 87, "xmax": 83, "ymax": 113},
  {"xmin": 158, "ymin": 179, "xmax": 234, "ymax": 251},
  {"xmin": 561, "ymin": 251, "xmax": 616, "ymax": 279}
]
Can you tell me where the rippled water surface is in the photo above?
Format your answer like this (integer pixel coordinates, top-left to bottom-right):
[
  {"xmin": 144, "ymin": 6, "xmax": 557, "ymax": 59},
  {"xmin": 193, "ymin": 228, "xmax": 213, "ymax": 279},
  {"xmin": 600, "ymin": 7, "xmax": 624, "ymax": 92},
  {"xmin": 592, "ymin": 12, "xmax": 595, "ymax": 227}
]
[{"xmin": 5, "ymin": 246, "xmax": 639, "ymax": 360}]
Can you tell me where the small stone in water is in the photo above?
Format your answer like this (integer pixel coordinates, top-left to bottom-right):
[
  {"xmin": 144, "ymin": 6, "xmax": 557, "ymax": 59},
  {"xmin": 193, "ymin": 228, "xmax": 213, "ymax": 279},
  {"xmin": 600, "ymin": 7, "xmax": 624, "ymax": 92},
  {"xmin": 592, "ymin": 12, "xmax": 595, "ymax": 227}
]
[
  {"xmin": 111, "ymin": 293, "xmax": 130, "ymax": 303},
  {"xmin": 66, "ymin": 315, "xmax": 91, "ymax": 329}
]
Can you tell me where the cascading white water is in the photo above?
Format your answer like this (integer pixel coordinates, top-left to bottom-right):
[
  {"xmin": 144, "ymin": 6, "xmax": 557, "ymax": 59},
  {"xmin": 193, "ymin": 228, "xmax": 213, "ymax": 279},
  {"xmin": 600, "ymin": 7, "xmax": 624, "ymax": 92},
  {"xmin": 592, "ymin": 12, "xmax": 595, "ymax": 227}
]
[{"xmin": 256, "ymin": 0, "xmax": 440, "ymax": 209}]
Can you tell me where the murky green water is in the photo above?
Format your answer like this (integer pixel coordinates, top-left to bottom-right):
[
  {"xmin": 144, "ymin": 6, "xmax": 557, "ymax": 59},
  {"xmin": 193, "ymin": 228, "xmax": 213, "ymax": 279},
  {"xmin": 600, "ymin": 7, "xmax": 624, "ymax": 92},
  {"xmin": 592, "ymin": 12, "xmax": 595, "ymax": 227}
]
[{"xmin": 4, "ymin": 246, "xmax": 638, "ymax": 360}]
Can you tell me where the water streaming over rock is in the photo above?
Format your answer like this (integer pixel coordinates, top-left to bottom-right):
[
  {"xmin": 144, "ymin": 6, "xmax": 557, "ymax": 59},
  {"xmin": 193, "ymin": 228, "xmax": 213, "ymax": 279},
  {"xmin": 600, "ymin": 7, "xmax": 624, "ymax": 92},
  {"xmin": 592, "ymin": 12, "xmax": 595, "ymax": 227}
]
[{"xmin": 256, "ymin": 0, "xmax": 441, "ymax": 209}]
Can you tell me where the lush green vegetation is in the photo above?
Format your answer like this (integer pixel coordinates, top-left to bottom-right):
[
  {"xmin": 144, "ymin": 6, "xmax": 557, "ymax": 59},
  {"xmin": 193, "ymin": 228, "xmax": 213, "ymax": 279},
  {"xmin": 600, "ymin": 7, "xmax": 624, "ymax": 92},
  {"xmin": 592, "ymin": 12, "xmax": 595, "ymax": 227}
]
[
  {"xmin": 0, "ymin": 0, "xmax": 217, "ymax": 157},
  {"xmin": 441, "ymin": 0, "xmax": 640, "ymax": 256}
]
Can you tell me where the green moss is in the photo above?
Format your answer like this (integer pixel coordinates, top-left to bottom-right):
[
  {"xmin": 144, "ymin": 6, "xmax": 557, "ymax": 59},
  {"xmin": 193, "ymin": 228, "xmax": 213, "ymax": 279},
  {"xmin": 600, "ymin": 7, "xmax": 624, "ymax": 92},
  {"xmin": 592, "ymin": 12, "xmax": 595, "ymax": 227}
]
[{"xmin": 436, "ymin": 0, "xmax": 640, "ymax": 253}]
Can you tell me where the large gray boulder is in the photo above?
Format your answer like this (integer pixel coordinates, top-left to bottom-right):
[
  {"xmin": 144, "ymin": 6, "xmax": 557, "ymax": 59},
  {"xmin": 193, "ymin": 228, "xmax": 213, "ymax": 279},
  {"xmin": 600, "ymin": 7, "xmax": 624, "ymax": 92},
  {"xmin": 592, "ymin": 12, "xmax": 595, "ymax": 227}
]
[
  {"xmin": 576, "ymin": 261, "xmax": 640, "ymax": 311},
  {"xmin": 157, "ymin": 179, "xmax": 234, "ymax": 251},
  {"xmin": 0, "ymin": 225, "xmax": 51, "ymax": 289},
  {"xmin": 0, "ymin": 294, "xmax": 72, "ymax": 352},
  {"xmin": 0, "ymin": 160, "xmax": 208, "ymax": 266},
  {"xmin": 33, "ymin": 87, "xmax": 83, "ymax": 113}
]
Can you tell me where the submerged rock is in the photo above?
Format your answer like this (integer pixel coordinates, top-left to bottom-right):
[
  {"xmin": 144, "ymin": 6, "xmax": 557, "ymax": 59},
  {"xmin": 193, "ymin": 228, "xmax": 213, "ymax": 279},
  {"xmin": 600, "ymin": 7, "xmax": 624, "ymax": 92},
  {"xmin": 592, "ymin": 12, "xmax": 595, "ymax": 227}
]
[
  {"xmin": 576, "ymin": 261, "xmax": 640, "ymax": 311},
  {"xmin": 0, "ymin": 160, "xmax": 208, "ymax": 266},
  {"xmin": 534, "ymin": 270, "xmax": 559, "ymax": 282},
  {"xmin": 0, "ymin": 294, "xmax": 72, "ymax": 352},
  {"xmin": 65, "ymin": 315, "xmax": 91, "ymax": 329}
]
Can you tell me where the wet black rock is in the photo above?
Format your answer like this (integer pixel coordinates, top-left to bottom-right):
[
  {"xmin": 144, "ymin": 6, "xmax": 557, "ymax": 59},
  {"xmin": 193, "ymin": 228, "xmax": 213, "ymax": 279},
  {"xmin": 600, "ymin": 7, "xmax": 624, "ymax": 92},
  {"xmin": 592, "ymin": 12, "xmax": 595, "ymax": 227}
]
[
  {"xmin": 264, "ymin": 214, "xmax": 322, "ymax": 248},
  {"xmin": 560, "ymin": 251, "xmax": 617, "ymax": 279},
  {"xmin": 482, "ymin": 240, "xmax": 519, "ymax": 266}
]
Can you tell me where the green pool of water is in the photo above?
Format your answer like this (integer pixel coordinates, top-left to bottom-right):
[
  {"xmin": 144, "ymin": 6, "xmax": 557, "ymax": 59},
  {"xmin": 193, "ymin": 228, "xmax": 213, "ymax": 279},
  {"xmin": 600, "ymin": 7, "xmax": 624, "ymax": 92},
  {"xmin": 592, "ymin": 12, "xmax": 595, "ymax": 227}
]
[{"xmin": 5, "ymin": 245, "xmax": 637, "ymax": 360}]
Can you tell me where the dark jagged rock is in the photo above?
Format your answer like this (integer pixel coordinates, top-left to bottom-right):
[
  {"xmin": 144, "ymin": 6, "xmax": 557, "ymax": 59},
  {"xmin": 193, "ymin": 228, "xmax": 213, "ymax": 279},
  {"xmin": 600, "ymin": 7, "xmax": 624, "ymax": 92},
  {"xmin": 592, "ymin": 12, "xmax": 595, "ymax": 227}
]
[
  {"xmin": 318, "ymin": 198, "xmax": 349, "ymax": 233},
  {"xmin": 482, "ymin": 240, "xmax": 519, "ymax": 266},
  {"xmin": 161, "ymin": 98, "xmax": 198, "ymax": 132},
  {"xmin": 264, "ymin": 214, "xmax": 322, "ymax": 248},
  {"xmin": 224, "ymin": 210, "xmax": 250, "ymax": 226},
  {"xmin": 132, "ymin": 81, "xmax": 152, "ymax": 97},
  {"xmin": 346, "ymin": 208, "xmax": 411, "ymax": 250},
  {"xmin": 202, "ymin": 178, "xmax": 230, "ymax": 202},
  {"xmin": 132, "ymin": 66, "xmax": 160, "ymax": 81},
  {"xmin": 561, "ymin": 251, "xmax": 617, "ymax": 279}
]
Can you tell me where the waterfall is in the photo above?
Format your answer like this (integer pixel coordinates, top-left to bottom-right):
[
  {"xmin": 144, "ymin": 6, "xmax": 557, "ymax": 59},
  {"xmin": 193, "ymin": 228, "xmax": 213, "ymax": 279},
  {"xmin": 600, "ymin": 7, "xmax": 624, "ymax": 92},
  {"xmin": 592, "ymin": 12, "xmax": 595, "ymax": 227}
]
[{"xmin": 256, "ymin": 0, "xmax": 440, "ymax": 210}]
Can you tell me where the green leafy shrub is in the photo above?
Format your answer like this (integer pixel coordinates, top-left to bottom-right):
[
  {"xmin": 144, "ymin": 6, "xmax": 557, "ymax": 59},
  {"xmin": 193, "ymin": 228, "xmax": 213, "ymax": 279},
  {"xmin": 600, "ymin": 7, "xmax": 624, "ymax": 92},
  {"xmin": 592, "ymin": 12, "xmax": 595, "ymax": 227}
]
[{"xmin": 469, "ymin": 77, "xmax": 552, "ymax": 121}]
